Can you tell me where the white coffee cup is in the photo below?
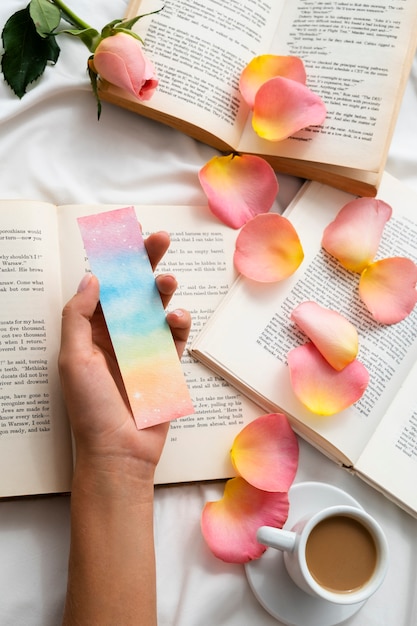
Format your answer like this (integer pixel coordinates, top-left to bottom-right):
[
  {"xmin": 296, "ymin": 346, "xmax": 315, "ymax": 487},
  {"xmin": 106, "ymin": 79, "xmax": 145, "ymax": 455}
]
[{"xmin": 257, "ymin": 504, "xmax": 389, "ymax": 605}]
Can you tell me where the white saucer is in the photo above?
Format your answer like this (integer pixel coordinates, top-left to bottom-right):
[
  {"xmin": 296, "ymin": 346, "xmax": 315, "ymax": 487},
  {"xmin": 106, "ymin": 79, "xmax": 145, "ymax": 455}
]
[{"xmin": 245, "ymin": 481, "xmax": 366, "ymax": 626}]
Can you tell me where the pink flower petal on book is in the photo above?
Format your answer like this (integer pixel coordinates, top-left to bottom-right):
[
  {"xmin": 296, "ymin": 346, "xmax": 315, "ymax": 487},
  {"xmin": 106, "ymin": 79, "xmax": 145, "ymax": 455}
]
[
  {"xmin": 234, "ymin": 213, "xmax": 304, "ymax": 282},
  {"xmin": 198, "ymin": 154, "xmax": 279, "ymax": 229},
  {"xmin": 288, "ymin": 342, "xmax": 369, "ymax": 416},
  {"xmin": 291, "ymin": 301, "xmax": 359, "ymax": 370},
  {"xmin": 359, "ymin": 257, "xmax": 417, "ymax": 324},
  {"xmin": 201, "ymin": 477, "xmax": 290, "ymax": 563},
  {"xmin": 252, "ymin": 77, "xmax": 327, "ymax": 142},
  {"xmin": 230, "ymin": 414, "xmax": 299, "ymax": 492},
  {"xmin": 322, "ymin": 197, "xmax": 393, "ymax": 273},
  {"xmin": 239, "ymin": 55, "xmax": 307, "ymax": 109}
]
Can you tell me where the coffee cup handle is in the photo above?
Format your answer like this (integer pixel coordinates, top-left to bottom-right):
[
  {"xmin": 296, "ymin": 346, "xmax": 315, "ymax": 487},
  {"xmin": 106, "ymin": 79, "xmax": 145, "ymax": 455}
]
[{"xmin": 257, "ymin": 526, "xmax": 296, "ymax": 552}]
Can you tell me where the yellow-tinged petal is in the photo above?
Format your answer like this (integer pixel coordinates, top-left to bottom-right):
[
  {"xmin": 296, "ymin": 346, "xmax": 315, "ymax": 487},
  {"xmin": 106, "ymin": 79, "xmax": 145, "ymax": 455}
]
[
  {"xmin": 234, "ymin": 213, "xmax": 304, "ymax": 282},
  {"xmin": 201, "ymin": 477, "xmax": 290, "ymax": 563},
  {"xmin": 288, "ymin": 343, "xmax": 369, "ymax": 416},
  {"xmin": 239, "ymin": 55, "xmax": 306, "ymax": 109},
  {"xmin": 198, "ymin": 154, "xmax": 279, "ymax": 229},
  {"xmin": 230, "ymin": 413, "xmax": 299, "ymax": 492},
  {"xmin": 291, "ymin": 301, "xmax": 358, "ymax": 370},
  {"xmin": 322, "ymin": 197, "xmax": 393, "ymax": 273},
  {"xmin": 252, "ymin": 77, "xmax": 326, "ymax": 142},
  {"xmin": 359, "ymin": 257, "xmax": 417, "ymax": 324}
]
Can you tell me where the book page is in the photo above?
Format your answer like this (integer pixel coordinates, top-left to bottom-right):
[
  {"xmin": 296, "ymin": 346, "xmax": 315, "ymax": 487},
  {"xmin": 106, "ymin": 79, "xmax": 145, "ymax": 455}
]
[
  {"xmin": 57, "ymin": 204, "xmax": 263, "ymax": 484},
  {"xmin": 238, "ymin": 0, "xmax": 417, "ymax": 171},
  {"xmin": 0, "ymin": 201, "xmax": 73, "ymax": 497},
  {"xmin": 354, "ymin": 359, "xmax": 417, "ymax": 517},
  {"xmin": 191, "ymin": 173, "xmax": 417, "ymax": 467},
  {"xmin": 121, "ymin": 0, "xmax": 284, "ymax": 147}
]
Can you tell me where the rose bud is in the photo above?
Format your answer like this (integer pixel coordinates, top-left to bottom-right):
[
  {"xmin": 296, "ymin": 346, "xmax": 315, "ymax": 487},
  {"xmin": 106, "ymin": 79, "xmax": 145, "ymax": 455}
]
[{"xmin": 93, "ymin": 32, "xmax": 158, "ymax": 100}]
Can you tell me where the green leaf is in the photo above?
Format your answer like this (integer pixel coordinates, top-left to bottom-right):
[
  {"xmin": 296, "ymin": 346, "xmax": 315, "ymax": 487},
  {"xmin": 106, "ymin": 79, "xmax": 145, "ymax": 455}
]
[
  {"xmin": 99, "ymin": 5, "xmax": 164, "ymax": 39},
  {"xmin": 59, "ymin": 27, "xmax": 101, "ymax": 52},
  {"xmin": 117, "ymin": 5, "xmax": 165, "ymax": 32},
  {"xmin": 29, "ymin": 0, "xmax": 61, "ymax": 38},
  {"xmin": 1, "ymin": 6, "xmax": 60, "ymax": 98},
  {"xmin": 110, "ymin": 28, "xmax": 144, "ymax": 44},
  {"xmin": 100, "ymin": 20, "xmax": 123, "ymax": 39}
]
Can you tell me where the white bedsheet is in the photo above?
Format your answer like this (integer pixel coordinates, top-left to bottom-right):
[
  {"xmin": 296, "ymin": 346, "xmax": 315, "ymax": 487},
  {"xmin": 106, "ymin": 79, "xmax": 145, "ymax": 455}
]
[{"xmin": 0, "ymin": 2, "xmax": 416, "ymax": 624}]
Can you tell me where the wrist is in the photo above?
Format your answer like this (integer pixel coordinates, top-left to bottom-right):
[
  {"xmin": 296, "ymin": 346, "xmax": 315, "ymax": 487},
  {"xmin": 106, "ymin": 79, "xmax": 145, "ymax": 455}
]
[
  {"xmin": 68, "ymin": 420, "xmax": 169, "ymax": 490},
  {"xmin": 71, "ymin": 451, "xmax": 156, "ymax": 503}
]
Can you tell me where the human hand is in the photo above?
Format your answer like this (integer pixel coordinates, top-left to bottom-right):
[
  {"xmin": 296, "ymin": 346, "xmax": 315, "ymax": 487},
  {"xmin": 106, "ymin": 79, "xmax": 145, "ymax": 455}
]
[{"xmin": 58, "ymin": 231, "xmax": 191, "ymax": 480}]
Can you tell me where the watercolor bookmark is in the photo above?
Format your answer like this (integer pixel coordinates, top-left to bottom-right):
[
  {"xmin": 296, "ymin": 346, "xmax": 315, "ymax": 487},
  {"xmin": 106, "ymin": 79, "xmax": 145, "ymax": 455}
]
[{"xmin": 77, "ymin": 206, "xmax": 194, "ymax": 429}]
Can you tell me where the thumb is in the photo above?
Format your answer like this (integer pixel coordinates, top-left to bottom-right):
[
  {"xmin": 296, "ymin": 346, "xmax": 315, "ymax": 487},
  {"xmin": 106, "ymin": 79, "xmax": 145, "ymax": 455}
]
[{"xmin": 60, "ymin": 274, "xmax": 100, "ymax": 360}]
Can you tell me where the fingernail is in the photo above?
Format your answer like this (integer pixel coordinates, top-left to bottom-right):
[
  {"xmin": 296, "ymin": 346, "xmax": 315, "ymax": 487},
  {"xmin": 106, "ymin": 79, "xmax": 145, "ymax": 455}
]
[
  {"xmin": 171, "ymin": 309, "xmax": 184, "ymax": 318},
  {"xmin": 77, "ymin": 273, "xmax": 92, "ymax": 293}
]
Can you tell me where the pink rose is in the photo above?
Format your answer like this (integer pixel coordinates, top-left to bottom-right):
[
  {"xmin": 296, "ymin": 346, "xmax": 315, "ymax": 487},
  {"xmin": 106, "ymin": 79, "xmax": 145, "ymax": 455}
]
[{"xmin": 93, "ymin": 33, "xmax": 158, "ymax": 100}]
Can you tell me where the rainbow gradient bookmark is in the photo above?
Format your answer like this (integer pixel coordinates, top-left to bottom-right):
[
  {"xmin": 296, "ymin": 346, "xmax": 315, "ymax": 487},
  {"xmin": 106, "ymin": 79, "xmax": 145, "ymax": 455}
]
[{"xmin": 77, "ymin": 206, "xmax": 194, "ymax": 429}]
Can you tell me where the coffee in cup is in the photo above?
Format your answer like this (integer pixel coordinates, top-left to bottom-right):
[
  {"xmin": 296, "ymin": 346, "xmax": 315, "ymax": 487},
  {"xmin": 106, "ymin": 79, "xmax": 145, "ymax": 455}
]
[
  {"xmin": 257, "ymin": 504, "xmax": 388, "ymax": 605},
  {"xmin": 305, "ymin": 512, "xmax": 377, "ymax": 593}
]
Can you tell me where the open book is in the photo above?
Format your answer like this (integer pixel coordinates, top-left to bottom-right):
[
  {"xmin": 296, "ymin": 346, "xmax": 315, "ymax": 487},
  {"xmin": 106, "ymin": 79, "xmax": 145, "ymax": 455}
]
[
  {"xmin": 97, "ymin": 0, "xmax": 417, "ymax": 197},
  {"xmin": 190, "ymin": 172, "xmax": 417, "ymax": 518},
  {"xmin": 0, "ymin": 201, "xmax": 263, "ymax": 498}
]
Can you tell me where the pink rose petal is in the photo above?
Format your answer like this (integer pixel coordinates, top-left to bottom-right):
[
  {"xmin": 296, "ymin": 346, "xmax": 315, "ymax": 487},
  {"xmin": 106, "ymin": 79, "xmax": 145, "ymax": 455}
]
[
  {"xmin": 234, "ymin": 213, "xmax": 304, "ymax": 282},
  {"xmin": 359, "ymin": 257, "xmax": 417, "ymax": 324},
  {"xmin": 322, "ymin": 198, "xmax": 393, "ymax": 273},
  {"xmin": 288, "ymin": 342, "xmax": 369, "ymax": 416},
  {"xmin": 252, "ymin": 77, "xmax": 327, "ymax": 142},
  {"xmin": 240, "ymin": 55, "xmax": 307, "ymax": 109},
  {"xmin": 291, "ymin": 301, "xmax": 359, "ymax": 370},
  {"xmin": 201, "ymin": 477, "xmax": 290, "ymax": 563},
  {"xmin": 198, "ymin": 154, "xmax": 279, "ymax": 229},
  {"xmin": 230, "ymin": 413, "xmax": 299, "ymax": 492}
]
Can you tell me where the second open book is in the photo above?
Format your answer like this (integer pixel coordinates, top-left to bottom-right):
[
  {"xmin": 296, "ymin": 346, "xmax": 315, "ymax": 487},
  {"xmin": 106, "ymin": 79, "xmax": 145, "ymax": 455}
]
[{"xmin": 190, "ymin": 172, "xmax": 417, "ymax": 518}]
